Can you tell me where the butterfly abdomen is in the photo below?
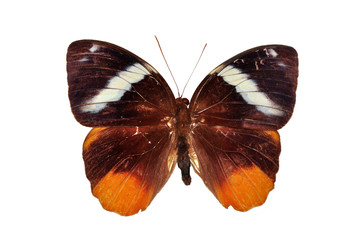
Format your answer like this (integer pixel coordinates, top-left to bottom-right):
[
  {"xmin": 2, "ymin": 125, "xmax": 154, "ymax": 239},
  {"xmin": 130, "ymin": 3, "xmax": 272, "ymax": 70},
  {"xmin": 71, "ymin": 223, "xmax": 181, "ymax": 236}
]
[
  {"xmin": 175, "ymin": 98, "xmax": 192, "ymax": 185},
  {"xmin": 176, "ymin": 135, "xmax": 191, "ymax": 185}
]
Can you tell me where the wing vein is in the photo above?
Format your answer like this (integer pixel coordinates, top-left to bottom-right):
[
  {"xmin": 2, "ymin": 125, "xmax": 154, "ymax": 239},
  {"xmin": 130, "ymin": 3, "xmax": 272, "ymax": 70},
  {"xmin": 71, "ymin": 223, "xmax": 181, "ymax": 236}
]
[
  {"xmin": 124, "ymin": 143, "xmax": 154, "ymax": 215},
  {"xmin": 130, "ymin": 84, "xmax": 172, "ymax": 116},
  {"xmin": 152, "ymin": 133, "xmax": 175, "ymax": 199},
  {"xmin": 195, "ymin": 114, "xmax": 279, "ymax": 127},
  {"xmin": 217, "ymin": 129, "xmax": 278, "ymax": 168},
  {"xmin": 105, "ymin": 133, "xmax": 168, "ymax": 209},
  {"xmin": 193, "ymin": 127, "xmax": 277, "ymax": 171},
  {"xmin": 105, "ymin": 155, "xmax": 140, "ymax": 208},
  {"xmin": 195, "ymin": 91, "xmax": 234, "ymax": 114},
  {"xmin": 196, "ymin": 131, "xmax": 246, "ymax": 209},
  {"xmin": 223, "ymin": 151, "xmax": 263, "ymax": 202}
]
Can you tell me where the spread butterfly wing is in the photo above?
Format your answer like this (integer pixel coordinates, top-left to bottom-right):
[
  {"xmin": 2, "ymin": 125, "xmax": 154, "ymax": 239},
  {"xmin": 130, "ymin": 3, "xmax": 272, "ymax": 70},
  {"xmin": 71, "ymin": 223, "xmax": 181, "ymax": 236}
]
[
  {"xmin": 67, "ymin": 40, "xmax": 176, "ymax": 127},
  {"xmin": 83, "ymin": 126, "xmax": 177, "ymax": 216},
  {"xmin": 190, "ymin": 45, "xmax": 298, "ymax": 130},
  {"xmin": 189, "ymin": 45, "xmax": 298, "ymax": 211},
  {"xmin": 67, "ymin": 40, "xmax": 177, "ymax": 216},
  {"xmin": 190, "ymin": 125, "xmax": 280, "ymax": 211}
]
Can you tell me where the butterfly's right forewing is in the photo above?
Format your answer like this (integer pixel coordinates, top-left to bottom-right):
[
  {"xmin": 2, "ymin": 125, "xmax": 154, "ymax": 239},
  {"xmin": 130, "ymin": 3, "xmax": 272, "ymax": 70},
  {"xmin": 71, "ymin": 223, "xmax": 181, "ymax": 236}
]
[{"xmin": 190, "ymin": 45, "xmax": 298, "ymax": 130}]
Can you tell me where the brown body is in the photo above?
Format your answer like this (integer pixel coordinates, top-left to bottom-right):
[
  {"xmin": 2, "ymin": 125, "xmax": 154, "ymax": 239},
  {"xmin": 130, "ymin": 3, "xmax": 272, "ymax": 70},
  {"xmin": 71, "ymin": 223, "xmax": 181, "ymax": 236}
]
[{"xmin": 174, "ymin": 98, "xmax": 192, "ymax": 185}]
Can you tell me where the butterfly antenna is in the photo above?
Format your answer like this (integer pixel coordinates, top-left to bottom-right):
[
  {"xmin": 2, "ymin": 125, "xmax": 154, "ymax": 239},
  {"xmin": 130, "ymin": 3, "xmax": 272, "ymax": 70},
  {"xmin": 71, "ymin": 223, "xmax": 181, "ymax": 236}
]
[
  {"xmin": 155, "ymin": 35, "xmax": 180, "ymax": 97},
  {"xmin": 181, "ymin": 43, "xmax": 207, "ymax": 97}
]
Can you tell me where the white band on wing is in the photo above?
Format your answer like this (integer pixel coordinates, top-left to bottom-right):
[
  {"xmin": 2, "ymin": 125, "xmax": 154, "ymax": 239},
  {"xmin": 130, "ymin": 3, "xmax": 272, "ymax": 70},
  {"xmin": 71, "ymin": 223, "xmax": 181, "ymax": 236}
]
[
  {"xmin": 81, "ymin": 63, "xmax": 150, "ymax": 113},
  {"xmin": 218, "ymin": 65, "xmax": 284, "ymax": 116}
]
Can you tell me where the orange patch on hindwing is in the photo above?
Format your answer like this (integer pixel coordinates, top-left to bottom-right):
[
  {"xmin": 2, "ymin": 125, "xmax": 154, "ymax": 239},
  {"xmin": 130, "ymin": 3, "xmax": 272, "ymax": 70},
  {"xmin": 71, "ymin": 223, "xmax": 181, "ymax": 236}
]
[
  {"xmin": 83, "ymin": 127, "xmax": 107, "ymax": 151},
  {"xmin": 264, "ymin": 130, "xmax": 280, "ymax": 144},
  {"xmin": 92, "ymin": 170, "xmax": 154, "ymax": 216},
  {"xmin": 215, "ymin": 164, "xmax": 274, "ymax": 211}
]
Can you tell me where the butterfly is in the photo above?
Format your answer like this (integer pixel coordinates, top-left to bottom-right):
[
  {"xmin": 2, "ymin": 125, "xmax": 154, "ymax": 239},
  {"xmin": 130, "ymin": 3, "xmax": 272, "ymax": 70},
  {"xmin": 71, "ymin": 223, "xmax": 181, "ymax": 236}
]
[{"xmin": 67, "ymin": 40, "xmax": 298, "ymax": 216}]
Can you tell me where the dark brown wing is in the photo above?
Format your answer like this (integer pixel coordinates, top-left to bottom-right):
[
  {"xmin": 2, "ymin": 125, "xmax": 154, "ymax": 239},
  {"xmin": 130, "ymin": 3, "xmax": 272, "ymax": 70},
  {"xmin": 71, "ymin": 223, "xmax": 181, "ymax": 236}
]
[
  {"xmin": 67, "ymin": 40, "xmax": 176, "ymax": 127},
  {"xmin": 190, "ymin": 125, "xmax": 280, "ymax": 211},
  {"xmin": 189, "ymin": 45, "xmax": 298, "ymax": 211},
  {"xmin": 190, "ymin": 45, "xmax": 298, "ymax": 130},
  {"xmin": 83, "ymin": 125, "xmax": 177, "ymax": 216},
  {"xmin": 67, "ymin": 40, "xmax": 178, "ymax": 216}
]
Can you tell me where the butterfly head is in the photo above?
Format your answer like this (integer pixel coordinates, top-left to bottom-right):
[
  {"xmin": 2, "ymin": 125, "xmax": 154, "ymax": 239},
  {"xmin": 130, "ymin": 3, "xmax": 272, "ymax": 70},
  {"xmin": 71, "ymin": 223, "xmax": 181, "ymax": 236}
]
[{"xmin": 176, "ymin": 97, "xmax": 189, "ymax": 106}]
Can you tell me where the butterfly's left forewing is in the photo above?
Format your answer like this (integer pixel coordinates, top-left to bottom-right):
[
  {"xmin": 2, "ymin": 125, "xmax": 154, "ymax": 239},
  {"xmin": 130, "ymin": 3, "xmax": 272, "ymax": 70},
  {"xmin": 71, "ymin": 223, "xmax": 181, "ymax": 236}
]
[
  {"xmin": 67, "ymin": 40, "xmax": 176, "ymax": 127},
  {"xmin": 67, "ymin": 40, "xmax": 177, "ymax": 216},
  {"xmin": 189, "ymin": 45, "xmax": 298, "ymax": 211}
]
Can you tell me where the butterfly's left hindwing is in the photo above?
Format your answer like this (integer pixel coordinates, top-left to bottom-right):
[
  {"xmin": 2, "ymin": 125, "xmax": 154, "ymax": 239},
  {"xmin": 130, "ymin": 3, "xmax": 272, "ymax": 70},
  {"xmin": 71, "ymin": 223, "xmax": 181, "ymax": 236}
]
[
  {"xmin": 67, "ymin": 40, "xmax": 176, "ymax": 127},
  {"xmin": 83, "ymin": 126, "xmax": 177, "ymax": 216}
]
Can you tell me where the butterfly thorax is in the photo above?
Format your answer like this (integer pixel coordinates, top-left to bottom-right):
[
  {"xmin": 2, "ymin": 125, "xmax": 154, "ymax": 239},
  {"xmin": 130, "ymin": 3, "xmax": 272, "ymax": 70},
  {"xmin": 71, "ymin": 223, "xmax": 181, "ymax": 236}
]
[{"xmin": 174, "ymin": 98, "xmax": 192, "ymax": 185}]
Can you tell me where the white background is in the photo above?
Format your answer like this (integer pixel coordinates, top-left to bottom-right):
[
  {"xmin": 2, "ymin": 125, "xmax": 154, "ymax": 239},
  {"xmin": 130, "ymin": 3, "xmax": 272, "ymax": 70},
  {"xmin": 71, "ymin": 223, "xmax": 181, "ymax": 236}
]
[{"xmin": 1, "ymin": 0, "xmax": 360, "ymax": 239}]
